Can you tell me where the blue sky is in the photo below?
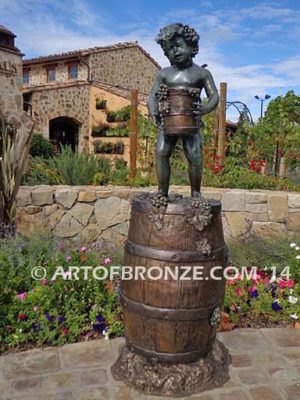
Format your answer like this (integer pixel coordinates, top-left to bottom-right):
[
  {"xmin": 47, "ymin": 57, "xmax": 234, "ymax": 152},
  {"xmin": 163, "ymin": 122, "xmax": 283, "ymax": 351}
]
[{"xmin": 1, "ymin": 0, "xmax": 300, "ymax": 120}]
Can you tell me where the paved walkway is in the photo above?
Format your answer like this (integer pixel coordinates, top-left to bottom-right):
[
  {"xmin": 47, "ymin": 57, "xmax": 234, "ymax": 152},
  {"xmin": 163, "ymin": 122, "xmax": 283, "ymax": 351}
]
[{"xmin": 0, "ymin": 329, "xmax": 299, "ymax": 400}]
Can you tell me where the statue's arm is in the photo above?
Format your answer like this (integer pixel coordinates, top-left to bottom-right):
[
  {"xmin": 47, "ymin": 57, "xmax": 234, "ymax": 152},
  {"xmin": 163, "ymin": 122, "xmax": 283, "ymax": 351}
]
[
  {"xmin": 201, "ymin": 69, "xmax": 219, "ymax": 115},
  {"xmin": 147, "ymin": 70, "xmax": 165, "ymax": 117}
]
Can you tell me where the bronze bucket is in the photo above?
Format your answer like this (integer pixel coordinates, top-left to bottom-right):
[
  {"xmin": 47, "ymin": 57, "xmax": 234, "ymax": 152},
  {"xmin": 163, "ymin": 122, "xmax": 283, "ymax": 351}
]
[
  {"xmin": 120, "ymin": 196, "xmax": 228, "ymax": 363},
  {"xmin": 163, "ymin": 89, "xmax": 199, "ymax": 136}
]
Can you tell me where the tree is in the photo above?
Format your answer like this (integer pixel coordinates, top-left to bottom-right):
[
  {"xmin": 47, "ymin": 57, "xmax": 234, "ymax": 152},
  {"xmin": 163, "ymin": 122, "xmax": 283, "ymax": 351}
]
[{"xmin": 250, "ymin": 91, "xmax": 300, "ymax": 175}]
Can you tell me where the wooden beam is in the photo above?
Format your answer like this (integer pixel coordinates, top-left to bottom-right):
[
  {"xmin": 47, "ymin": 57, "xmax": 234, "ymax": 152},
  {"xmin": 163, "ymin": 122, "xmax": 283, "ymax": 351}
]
[
  {"xmin": 217, "ymin": 82, "xmax": 227, "ymax": 158},
  {"xmin": 129, "ymin": 89, "xmax": 138, "ymax": 179}
]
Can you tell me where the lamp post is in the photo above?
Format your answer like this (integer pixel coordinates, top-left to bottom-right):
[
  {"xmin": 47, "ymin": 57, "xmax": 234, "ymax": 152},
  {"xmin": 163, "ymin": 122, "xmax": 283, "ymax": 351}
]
[{"xmin": 254, "ymin": 94, "xmax": 271, "ymax": 118}]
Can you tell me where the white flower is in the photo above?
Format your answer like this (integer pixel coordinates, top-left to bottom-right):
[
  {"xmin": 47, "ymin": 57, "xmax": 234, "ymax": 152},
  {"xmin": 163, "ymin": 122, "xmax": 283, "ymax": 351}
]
[
  {"xmin": 296, "ymin": 255, "xmax": 300, "ymax": 260},
  {"xmin": 288, "ymin": 295, "xmax": 298, "ymax": 304},
  {"xmin": 290, "ymin": 313, "xmax": 299, "ymax": 320},
  {"xmin": 102, "ymin": 329, "xmax": 110, "ymax": 340},
  {"xmin": 296, "ymin": 246, "xmax": 300, "ymax": 251},
  {"xmin": 290, "ymin": 243, "xmax": 297, "ymax": 248}
]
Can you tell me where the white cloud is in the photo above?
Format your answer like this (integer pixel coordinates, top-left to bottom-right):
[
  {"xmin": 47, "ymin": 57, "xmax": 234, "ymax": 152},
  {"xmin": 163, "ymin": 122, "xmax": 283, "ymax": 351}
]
[{"xmin": 0, "ymin": 0, "xmax": 299, "ymax": 121}]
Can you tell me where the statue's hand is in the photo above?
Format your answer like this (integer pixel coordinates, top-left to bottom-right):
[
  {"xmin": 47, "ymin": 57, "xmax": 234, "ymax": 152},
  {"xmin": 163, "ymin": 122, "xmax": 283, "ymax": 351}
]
[{"xmin": 193, "ymin": 102, "xmax": 209, "ymax": 116}]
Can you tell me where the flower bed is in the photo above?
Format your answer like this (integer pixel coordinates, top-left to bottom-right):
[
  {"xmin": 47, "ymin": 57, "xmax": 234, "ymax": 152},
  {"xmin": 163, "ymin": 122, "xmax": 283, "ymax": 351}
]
[{"xmin": 0, "ymin": 233, "xmax": 299, "ymax": 354}]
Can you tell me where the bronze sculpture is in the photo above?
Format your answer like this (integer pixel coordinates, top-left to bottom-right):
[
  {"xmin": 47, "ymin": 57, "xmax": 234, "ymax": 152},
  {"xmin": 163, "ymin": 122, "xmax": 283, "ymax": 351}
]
[
  {"xmin": 148, "ymin": 23, "xmax": 219, "ymax": 199},
  {"xmin": 111, "ymin": 23, "xmax": 230, "ymax": 397}
]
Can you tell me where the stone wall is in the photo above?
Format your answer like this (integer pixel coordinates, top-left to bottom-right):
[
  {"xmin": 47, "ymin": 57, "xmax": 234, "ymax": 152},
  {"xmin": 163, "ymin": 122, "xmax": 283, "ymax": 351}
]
[
  {"xmin": 0, "ymin": 46, "xmax": 33, "ymax": 133},
  {"xmin": 30, "ymin": 83, "xmax": 90, "ymax": 150},
  {"xmin": 16, "ymin": 186, "xmax": 300, "ymax": 252},
  {"xmin": 24, "ymin": 60, "xmax": 88, "ymax": 87},
  {"xmin": 89, "ymin": 46, "xmax": 159, "ymax": 94}
]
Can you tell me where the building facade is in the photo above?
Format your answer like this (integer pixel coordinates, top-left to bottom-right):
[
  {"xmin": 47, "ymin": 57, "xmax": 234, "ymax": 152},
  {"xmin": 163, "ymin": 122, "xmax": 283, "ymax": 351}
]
[
  {"xmin": 22, "ymin": 43, "xmax": 160, "ymax": 153},
  {"xmin": 0, "ymin": 25, "xmax": 32, "ymax": 135}
]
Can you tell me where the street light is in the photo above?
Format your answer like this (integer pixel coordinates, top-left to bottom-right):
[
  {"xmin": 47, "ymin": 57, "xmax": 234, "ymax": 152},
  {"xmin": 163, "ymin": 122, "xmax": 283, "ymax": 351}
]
[{"xmin": 254, "ymin": 94, "xmax": 271, "ymax": 118}]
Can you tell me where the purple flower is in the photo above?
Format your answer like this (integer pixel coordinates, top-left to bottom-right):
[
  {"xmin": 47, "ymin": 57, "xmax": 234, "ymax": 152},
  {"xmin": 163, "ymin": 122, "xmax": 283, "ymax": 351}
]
[
  {"xmin": 93, "ymin": 323, "xmax": 106, "ymax": 334},
  {"xmin": 57, "ymin": 316, "xmax": 66, "ymax": 324},
  {"xmin": 249, "ymin": 289, "xmax": 258, "ymax": 298},
  {"xmin": 272, "ymin": 301, "xmax": 283, "ymax": 312},
  {"xmin": 96, "ymin": 314, "xmax": 105, "ymax": 323},
  {"xmin": 45, "ymin": 312, "xmax": 53, "ymax": 322}
]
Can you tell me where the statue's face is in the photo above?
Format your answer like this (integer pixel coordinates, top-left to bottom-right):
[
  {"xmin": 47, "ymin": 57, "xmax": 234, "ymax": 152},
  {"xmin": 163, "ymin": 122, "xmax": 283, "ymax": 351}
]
[{"xmin": 165, "ymin": 36, "xmax": 193, "ymax": 67}]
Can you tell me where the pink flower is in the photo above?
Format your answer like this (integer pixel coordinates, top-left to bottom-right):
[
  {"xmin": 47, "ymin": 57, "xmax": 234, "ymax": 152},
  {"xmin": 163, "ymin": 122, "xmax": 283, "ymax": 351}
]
[
  {"xmin": 80, "ymin": 246, "xmax": 87, "ymax": 252},
  {"xmin": 279, "ymin": 279, "xmax": 287, "ymax": 289},
  {"xmin": 235, "ymin": 288, "xmax": 242, "ymax": 297},
  {"xmin": 286, "ymin": 279, "xmax": 295, "ymax": 289},
  {"xmin": 228, "ymin": 279, "xmax": 235, "ymax": 286},
  {"xmin": 251, "ymin": 272, "xmax": 261, "ymax": 284},
  {"xmin": 17, "ymin": 292, "xmax": 27, "ymax": 301},
  {"xmin": 262, "ymin": 277, "xmax": 270, "ymax": 285},
  {"xmin": 63, "ymin": 271, "xmax": 71, "ymax": 280},
  {"xmin": 103, "ymin": 257, "xmax": 112, "ymax": 265},
  {"xmin": 41, "ymin": 278, "xmax": 47, "ymax": 285},
  {"xmin": 65, "ymin": 255, "xmax": 72, "ymax": 262}
]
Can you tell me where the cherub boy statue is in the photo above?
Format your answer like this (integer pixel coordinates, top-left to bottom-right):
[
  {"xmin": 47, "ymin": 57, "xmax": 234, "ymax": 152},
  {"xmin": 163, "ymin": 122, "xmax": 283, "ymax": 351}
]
[{"xmin": 148, "ymin": 23, "xmax": 219, "ymax": 200}]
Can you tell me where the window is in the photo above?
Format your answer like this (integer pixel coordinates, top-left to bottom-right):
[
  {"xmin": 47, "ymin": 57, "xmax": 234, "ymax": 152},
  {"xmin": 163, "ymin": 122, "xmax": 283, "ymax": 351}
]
[
  {"xmin": 68, "ymin": 64, "xmax": 78, "ymax": 79},
  {"xmin": 23, "ymin": 70, "xmax": 30, "ymax": 84},
  {"xmin": 47, "ymin": 66, "xmax": 56, "ymax": 82}
]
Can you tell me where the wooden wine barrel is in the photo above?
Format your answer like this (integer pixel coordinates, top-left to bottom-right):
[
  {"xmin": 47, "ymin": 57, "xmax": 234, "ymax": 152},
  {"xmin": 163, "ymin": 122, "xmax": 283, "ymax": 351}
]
[
  {"xmin": 120, "ymin": 196, "xmax": 228, "ymax": 363},
  {"xmin": 163, "ymin": 89, "xmax": 199, "ymax": 135}
]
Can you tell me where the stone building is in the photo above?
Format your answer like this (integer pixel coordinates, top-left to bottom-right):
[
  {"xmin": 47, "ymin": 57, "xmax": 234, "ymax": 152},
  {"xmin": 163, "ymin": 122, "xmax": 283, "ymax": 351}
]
[
  {"xmin": 0, "ymin": 25, "xmax": 32, "ymax": 134},
  {"xmin": 22, "ymin": 42, "xmax": 160, "ymax": 154}
]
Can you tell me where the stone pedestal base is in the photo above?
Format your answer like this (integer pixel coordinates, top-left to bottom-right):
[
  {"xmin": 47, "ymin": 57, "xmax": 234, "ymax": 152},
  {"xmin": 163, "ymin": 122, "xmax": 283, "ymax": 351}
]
[{"xmin": 111, "ymin": 339, "xmax": 231, "ymax": 397}]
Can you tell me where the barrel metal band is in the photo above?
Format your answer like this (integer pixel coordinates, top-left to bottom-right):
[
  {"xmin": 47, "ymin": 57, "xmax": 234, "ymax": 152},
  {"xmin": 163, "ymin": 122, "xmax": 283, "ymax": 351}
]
[
  {"xmin": 125, "ymin": 240, "xmax": 227, "ymax": 263},
  {"xmin": 119, "ymin": 289, "xmax": 219, "ymax": 321},
  {"xmin": 126, "ymin": 339, "xmax": 214, "ymax": 363},
  {"xmin": 167, "ymin": 108, "xmax": 195, "ymax": 115}
]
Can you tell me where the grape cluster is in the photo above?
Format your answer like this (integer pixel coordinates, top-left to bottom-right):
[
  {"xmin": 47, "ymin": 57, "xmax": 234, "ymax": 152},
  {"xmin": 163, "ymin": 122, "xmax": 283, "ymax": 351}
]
[
  {"xmin": 157, "ymin": 84, "xmax": 169, "ymax": 101},
  {"xmin": 190, "ymin": 196, "xmax": 210, "ymax": 211},
  {"xmin": 159, "ymin": 101, "xmax": 170, "ymax": 115},
  {"xmin": 150, "ymin": 192, "xmax": 168, "ymax": 209},
  {"xmin": 183, "ymin": 25, "xmax": 199, "ymax": 42},
  {"xmin": 188, "ymin": 88, "xmax": 201, "ymax": 98}
]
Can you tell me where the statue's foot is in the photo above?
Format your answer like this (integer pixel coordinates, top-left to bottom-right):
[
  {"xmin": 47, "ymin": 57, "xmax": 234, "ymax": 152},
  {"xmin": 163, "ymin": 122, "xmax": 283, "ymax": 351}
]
[{"xmin": 191, "ymin": 191, "xmax": 205, "ymax": 203}]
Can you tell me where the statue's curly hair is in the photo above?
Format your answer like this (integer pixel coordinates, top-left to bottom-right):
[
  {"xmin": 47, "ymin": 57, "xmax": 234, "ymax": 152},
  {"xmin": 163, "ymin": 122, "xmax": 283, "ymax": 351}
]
[{"xmin": 156, "ymin": 23, "xmax": 199, "ymax": 58}]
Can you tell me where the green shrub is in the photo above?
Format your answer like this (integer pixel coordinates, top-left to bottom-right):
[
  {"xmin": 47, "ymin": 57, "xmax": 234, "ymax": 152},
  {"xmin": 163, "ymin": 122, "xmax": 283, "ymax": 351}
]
[
  {"xmin": 202, "ymin": 156, "xmax": 300, "ymax": 191},
  {"xmin": 109, "ymin": 159, "xmax": 129, "ymax": 185},
  {"xmin": 22, "ymin": 157, "xmax": 65, "ymax": 185},
  {"xmin": 54, "ymin": 146, "xmax": 106, "ymax": 185},
  {"xmin": 92, "ymin": 157, "xmax": 111, "ymax": 185},
  {"xmin": 29, "ymin": 134, "xmax": 54, "ymax": 159}
]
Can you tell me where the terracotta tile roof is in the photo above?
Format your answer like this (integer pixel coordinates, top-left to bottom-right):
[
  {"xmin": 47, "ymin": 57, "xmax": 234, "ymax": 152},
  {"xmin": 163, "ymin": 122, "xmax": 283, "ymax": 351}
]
[{"xmin": 23, "ymin": 41, "xmax": 160, "ymax": 69}]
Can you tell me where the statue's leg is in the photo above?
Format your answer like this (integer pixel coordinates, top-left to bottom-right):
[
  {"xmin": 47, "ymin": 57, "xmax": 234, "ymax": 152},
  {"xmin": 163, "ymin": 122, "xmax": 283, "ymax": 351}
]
[
  {"xmin": 182, "ymin": 133, "xmax": 202, "ymax": 197},
  {"xmin": 156, "ymin": 130, "xmax": 178, "ymax": 197}
]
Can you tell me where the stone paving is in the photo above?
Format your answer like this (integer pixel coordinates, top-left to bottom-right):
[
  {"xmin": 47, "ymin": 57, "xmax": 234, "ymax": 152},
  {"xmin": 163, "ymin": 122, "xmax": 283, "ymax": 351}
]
[{"xmin": 0, "ymin": 328, "xmax": 299, "ymax": 400}]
